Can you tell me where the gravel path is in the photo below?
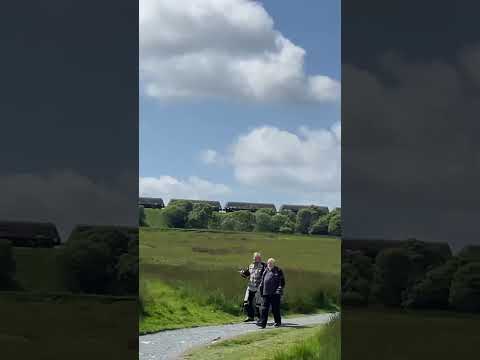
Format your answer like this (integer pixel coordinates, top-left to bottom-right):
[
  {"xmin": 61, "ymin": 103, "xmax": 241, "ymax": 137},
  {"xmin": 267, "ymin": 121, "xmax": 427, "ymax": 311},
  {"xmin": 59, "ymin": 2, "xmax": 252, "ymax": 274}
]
[{"xmin": 139, "ymin": 313, "xmax": 336, "ymax": 360}]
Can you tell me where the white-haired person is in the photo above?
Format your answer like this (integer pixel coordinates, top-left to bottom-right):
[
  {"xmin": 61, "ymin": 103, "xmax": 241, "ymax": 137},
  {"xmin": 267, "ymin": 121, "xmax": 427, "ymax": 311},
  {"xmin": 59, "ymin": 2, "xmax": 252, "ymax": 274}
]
[
  {"xmin": 257, "ymin": 258, "xmax": 285, "ymax": 328},
  {"xmin": 239, "ymin": 251, "xmax": 266, "ymax": 322}
]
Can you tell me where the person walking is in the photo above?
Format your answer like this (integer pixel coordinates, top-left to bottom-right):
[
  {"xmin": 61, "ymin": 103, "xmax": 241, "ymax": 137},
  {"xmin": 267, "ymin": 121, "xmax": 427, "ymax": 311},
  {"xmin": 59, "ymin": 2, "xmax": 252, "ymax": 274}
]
[
  {"xmin": 257, "ymin": 258, "xmax": 285, "ymax": 328},
  {"xmin": 239, "ymin": 252, "xmax": 266, "ymax": 322}
]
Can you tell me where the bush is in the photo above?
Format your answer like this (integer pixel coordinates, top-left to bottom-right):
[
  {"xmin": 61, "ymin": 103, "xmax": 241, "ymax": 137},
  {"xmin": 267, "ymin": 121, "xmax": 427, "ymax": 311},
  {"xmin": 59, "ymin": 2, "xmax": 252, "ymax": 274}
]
[
  {"xmin": 62, "ymin": 228, "xmax": 136, "ymax": 294},
  {"xmin": 449, "ymin": 262, "xmax": 480, "ymax": 312},
  {"xmin": 256, "ymin": 208, "xmax": 277, "ymax": 216},
  {"xmin": 116, "ymin": 252, "xmax": 138, "ymax": 295},
  {"xmin": 279, "ymin": 225, "xmax": 294, "ymax": 234},
  {"xmin": 221, "ymin": 211, "xmax": 255, "ymax": 232},
  {"xmin": 403, "ymin": 258, "xmax": 460, "ymax": 309},
  {"xmin": 295, "ymin": 208, "xmax": 317, "ymax": 234},
  {"xmin": 373, "ymin": 248, "xmax": 412, "ymax": 306},
  {"xmin": 187, "ymin": 203, "xmax": 214, "ymax": 229},
  {"xmin": 162, "ymin": 205, "xmax": 188, "ymax": 228},
  {"xmin": 139, "ymin": 205, "xmax": 147, "ymax": 227},
  {"xmin": 0, "ymin": 240, "xmax": 16, "ymax": 290},
  {"xmin": 328, "ymin": 213, "xmax": 342, "ymax": 236},
  {"xmin": 62, "ymin": 239, "xmax": 116, "ymax": 294},
  {"xmin": 208, "ymin": 212, "xmax": 223, "ymax": 230},
  {"xmin": 458, "ymin": 245, "xmax": 480, "ymax": 263},
  {"xmin": 310, "ymin": 215, "xmax": 329, "ymax": 235},
  {"xmin": 255, "ymin": 211, "xmax": 274, "ymax": 232},
  {"xmin": 271, "ymin": 214, "xmax": 289, "ymax": 232}
]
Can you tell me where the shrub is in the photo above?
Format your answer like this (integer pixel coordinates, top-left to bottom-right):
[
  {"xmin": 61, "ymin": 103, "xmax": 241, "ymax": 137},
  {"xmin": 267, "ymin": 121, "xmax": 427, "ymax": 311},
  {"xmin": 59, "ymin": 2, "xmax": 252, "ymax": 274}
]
[
  {"xmin": 139, "ymin": 205, "xmax": 147, "ymax": 227},
  {"xmin": 255, "ymin": 211, "xmax": 274, "ymax": 232},
  {"xmin": 0, "ymin": 240, "xmax": 16, "ymax": 290},
  {"xmin": 403, "ymin": 258, "xmax": 460, "ymax": 309},
  {"xmin": 187, "ymin": 203, "xmax": 214, "ymax": 229},
  {"xmin": 162, "ymin": 205, "xmax": 188, "ymax": 228},
  {"xmin": 116, "ymin": 252, "xmax": 138, "ymax": 294},
  {"xmin": 373, "ymin": 248, "xmax": 412, "ymax": 306},
  {"xmin": 221, "ymin": 211, "xmax": 255, "ymax": 232},
  {"xmin": 310, "ymin": 215, "xmax": 329, "ymax": 235},
  {"xmin": 62, "ymin": 228, "xmax": 136, "ymax": 295},
  {"xmin": 256, "ymin": 208, "xmax": 277, "ymax": 216},
  {"xmin": 458, "ymin": 245, "xmax": 480, "ymax": 263},
  {"xmin": 328, "ymin": 212, "xmax": 342, "ymax": 236},
  {"xmin": 61, "ymin": 239, "xmax": 116, "ymax": 294},
  {"xmin": 208, "ymin": 212, "xmax": 223, "ymax": 230},
  {"xmin": 279, "ymin": 225, "xmax": 294, "ymax": 234},
  {"xmin": 295, "ymin": 208, "xmax": 317, "ymax": 234},
  {"xmin": 271, "ymin": 214, "xmax": 289, "ymax": 232},
  {"xmin": 449, "ymin": 262, "xmax": 480, "ymax": 312}
]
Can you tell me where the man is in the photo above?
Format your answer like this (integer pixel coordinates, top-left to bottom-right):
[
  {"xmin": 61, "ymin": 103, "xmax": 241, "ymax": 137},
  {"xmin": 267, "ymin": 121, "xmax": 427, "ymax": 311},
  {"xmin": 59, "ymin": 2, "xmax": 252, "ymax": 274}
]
[
  {"xmin": 239, "ymin": 252, "xmax": 266, "ymax": 322},
  {"xmin": 257, "ymin": 258, "xmax": 285, "ymax": 328}
]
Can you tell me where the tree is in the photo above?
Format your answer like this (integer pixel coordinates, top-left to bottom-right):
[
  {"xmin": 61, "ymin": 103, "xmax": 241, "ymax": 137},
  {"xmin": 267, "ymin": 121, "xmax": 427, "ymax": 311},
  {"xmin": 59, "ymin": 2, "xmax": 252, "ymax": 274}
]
[
  {"xmin": 449, "ymin": 262, "xmax": 480, "ymax": 312},
  {"xmin": 403, "ymin": 258, "xmax": 460, "ymax": 309},
  {"xmin": 162, "ymin": 205, "xmax": 188, "ymax": 228},
  {"xmin": 310, "ymin": 215, "xmax": 330, "ymax": 235},
  {"xmin": 0, "ymin": 240, "xmax": 16, "ymax": 290},
  {"xmin": 255, "ymin": 211, "xmax": 274, "ymax": 232},
  {"xmin": 256, "ymin": 208, "xmax": 277, "ymax": 216},
  {"xmin": 187, "ymin": 203, "xmax": 214, "ymax": 229},
  {"xmin": 328, "ymin": 212, "xmax": 342, "ymax": 236},
  {"xmin": 295, "ymin": 208, "xmax": 316, "ymax": 234},
  {"xmin": 139, "ymin": 205, "xmax": 147, "ymax": 227},
  {"xmin": 271, "ymin": 214, "xmax": 289, "ymax": 232},
  {"xmin": 373, "ymin": 248, "xmax": 412, "ymax": 306},
  {"xmin": 208, "ymin": 212, "xmax": 223, "ymax": 230},
  {"xmin": 221, "ymin": 211, "xmax": 255, "ymax": 232}
]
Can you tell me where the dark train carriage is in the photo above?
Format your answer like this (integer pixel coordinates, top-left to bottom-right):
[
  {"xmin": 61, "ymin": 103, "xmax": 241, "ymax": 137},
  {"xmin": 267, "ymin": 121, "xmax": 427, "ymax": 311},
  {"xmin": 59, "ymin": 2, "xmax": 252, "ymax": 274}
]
[
  {"xmin": 0, "ymin": 220, "xmax": 61, "ymax": 247},
  {"xmin": 279, "ymin": 204, "xmax": 329, "ymax": 214},
  {"xmin": 169, "ymin": 199, "xmax": 222, "ymax": 211},
  {"xmin": 224, "ymin": 201, "xmax": 276, "ymax": 213},
  {"xmin": 138, "ymin": 197, "xmax": 165, "ymax": 209}
]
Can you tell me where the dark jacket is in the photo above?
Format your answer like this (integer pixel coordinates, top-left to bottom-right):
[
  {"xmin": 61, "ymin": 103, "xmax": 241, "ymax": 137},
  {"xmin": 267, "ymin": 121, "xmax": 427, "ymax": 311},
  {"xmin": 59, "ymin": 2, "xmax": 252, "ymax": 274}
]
[{"xmin": 259, "ymin": 266, "xmax": 285, "ymax": 296}]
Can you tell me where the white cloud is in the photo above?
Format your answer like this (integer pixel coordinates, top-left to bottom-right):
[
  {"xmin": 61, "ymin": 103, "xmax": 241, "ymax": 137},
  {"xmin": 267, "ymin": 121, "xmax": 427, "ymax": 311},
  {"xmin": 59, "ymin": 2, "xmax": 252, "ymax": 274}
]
[
  {"xmin": 139, "ymin": 0, "xmax": 340, "ymax": 103},
  {"xmin": 200, "ymin": 123, "xmax": 340, "ymax": 206},
  {"xmin": 139, "ymin": 175, "xmax": 231, "ymax": 203}
]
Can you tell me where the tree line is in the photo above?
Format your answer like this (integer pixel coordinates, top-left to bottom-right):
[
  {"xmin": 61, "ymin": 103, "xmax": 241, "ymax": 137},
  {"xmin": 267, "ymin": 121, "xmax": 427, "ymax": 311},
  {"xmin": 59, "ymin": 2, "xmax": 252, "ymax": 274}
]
[
  {"xmin": 139, "ymin": 200, "xmax": 341, "ymax": 236},
  {"xmin": 342, "ymin": 239, "xmax": 480, "ymax": 312}
]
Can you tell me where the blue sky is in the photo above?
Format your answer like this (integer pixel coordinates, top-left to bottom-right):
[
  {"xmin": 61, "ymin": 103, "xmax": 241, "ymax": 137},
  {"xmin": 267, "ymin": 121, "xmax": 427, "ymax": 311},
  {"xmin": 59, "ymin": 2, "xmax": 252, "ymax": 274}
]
[{"xmin": 139, "ymin": 0, "xmax": 340, "ymax": 209}]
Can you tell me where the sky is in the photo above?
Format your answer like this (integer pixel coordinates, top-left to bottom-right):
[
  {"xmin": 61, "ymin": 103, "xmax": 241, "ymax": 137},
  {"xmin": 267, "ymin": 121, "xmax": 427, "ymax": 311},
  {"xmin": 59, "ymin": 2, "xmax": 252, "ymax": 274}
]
[{"xmin": 139, "ymin": 0, "xmax": 341, "ymax": 209}]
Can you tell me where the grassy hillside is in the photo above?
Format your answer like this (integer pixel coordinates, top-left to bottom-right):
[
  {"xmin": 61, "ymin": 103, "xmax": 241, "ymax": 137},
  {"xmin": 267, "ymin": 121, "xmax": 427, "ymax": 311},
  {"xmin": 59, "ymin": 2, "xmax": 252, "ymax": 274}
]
[
  {"xmin": 140, "ymin": 228, "xmax": 340, "ymax": 332},
  {"xmin": 185, "ymin": 315, "xmax": 340, "ymax": 360},
  {"xmin": 342, "ymin": 307, "xmax": 480, "ymax": 359}
]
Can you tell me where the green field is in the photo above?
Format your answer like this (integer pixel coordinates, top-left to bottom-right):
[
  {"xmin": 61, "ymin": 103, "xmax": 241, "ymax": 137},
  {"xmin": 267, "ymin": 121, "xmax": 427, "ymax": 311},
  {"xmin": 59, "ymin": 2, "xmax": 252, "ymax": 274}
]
[
  {"xmin": 0, "ymin": 247, "xmax": 138, "ymax": 360},
  {"xmin": 140, "ymin": 228, "xmax": 340, "ymax": 333},
  {"xmin": 185, "ymin": 315, "xmax": 340, "ymax": 360},
  {"xmin": 342, "ymin": 307, "xmax": 480, "ymax": 359}
]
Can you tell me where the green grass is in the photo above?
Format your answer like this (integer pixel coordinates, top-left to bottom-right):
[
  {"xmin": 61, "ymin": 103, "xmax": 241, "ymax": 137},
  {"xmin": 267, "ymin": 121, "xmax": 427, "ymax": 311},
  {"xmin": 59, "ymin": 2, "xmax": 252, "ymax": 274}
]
[
  {"xmin": 184, "ymin": 315, "xmax": 340, "ymax": 360},
  {"xmin": 273, "ymin": 315, "xmax": 340, "ymax": 360},
  {"xmin": 342, "ymin": 306, "xmax": 480, "ymax": 359},
  {"xmin": 144, "ymin": 208, "xmax": 168, "ymax": 228},
  {"xmin": 13, "ymin": 247, "xmax": 66, "ymax": 291},
  {"xmin": 1, "ymin": 247, "xmax": 137, "ymax": 359},
  {"xmin": 140, "ymin": 280, "xmax": 237, "ymax": 334},
  {"xmin": 0, "ymin": 293, "xmax": 137, "ymax": 360},
  {"xmin": 140, "ymin": 228, "xmax": 340, "ymax": 332}
]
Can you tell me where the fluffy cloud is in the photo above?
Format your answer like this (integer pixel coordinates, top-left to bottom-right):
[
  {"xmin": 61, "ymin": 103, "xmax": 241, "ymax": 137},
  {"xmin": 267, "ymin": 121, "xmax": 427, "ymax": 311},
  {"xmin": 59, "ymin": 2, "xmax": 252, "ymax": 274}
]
[
  {"xmin": 139, "ymin": 0, "xmax": 340, "ymax": 103},
  {"xmin": 231, "ymin": 123, "xmax": 340, "ymax": 190},
  {"xmin": 139, "ymin": 175, "xmax": 231, "ymax": 203},
  {"xmin": 200, "ymin": 123, "xmax": 341, "ymax": 206}
]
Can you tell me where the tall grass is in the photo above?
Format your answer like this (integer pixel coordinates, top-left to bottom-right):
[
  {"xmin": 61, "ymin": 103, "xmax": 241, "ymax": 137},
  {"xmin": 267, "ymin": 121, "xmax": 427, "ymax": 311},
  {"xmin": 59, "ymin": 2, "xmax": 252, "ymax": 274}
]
[{"xmin": 273, "ymin": 313, "xmax": 340, "ymax": 360}]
